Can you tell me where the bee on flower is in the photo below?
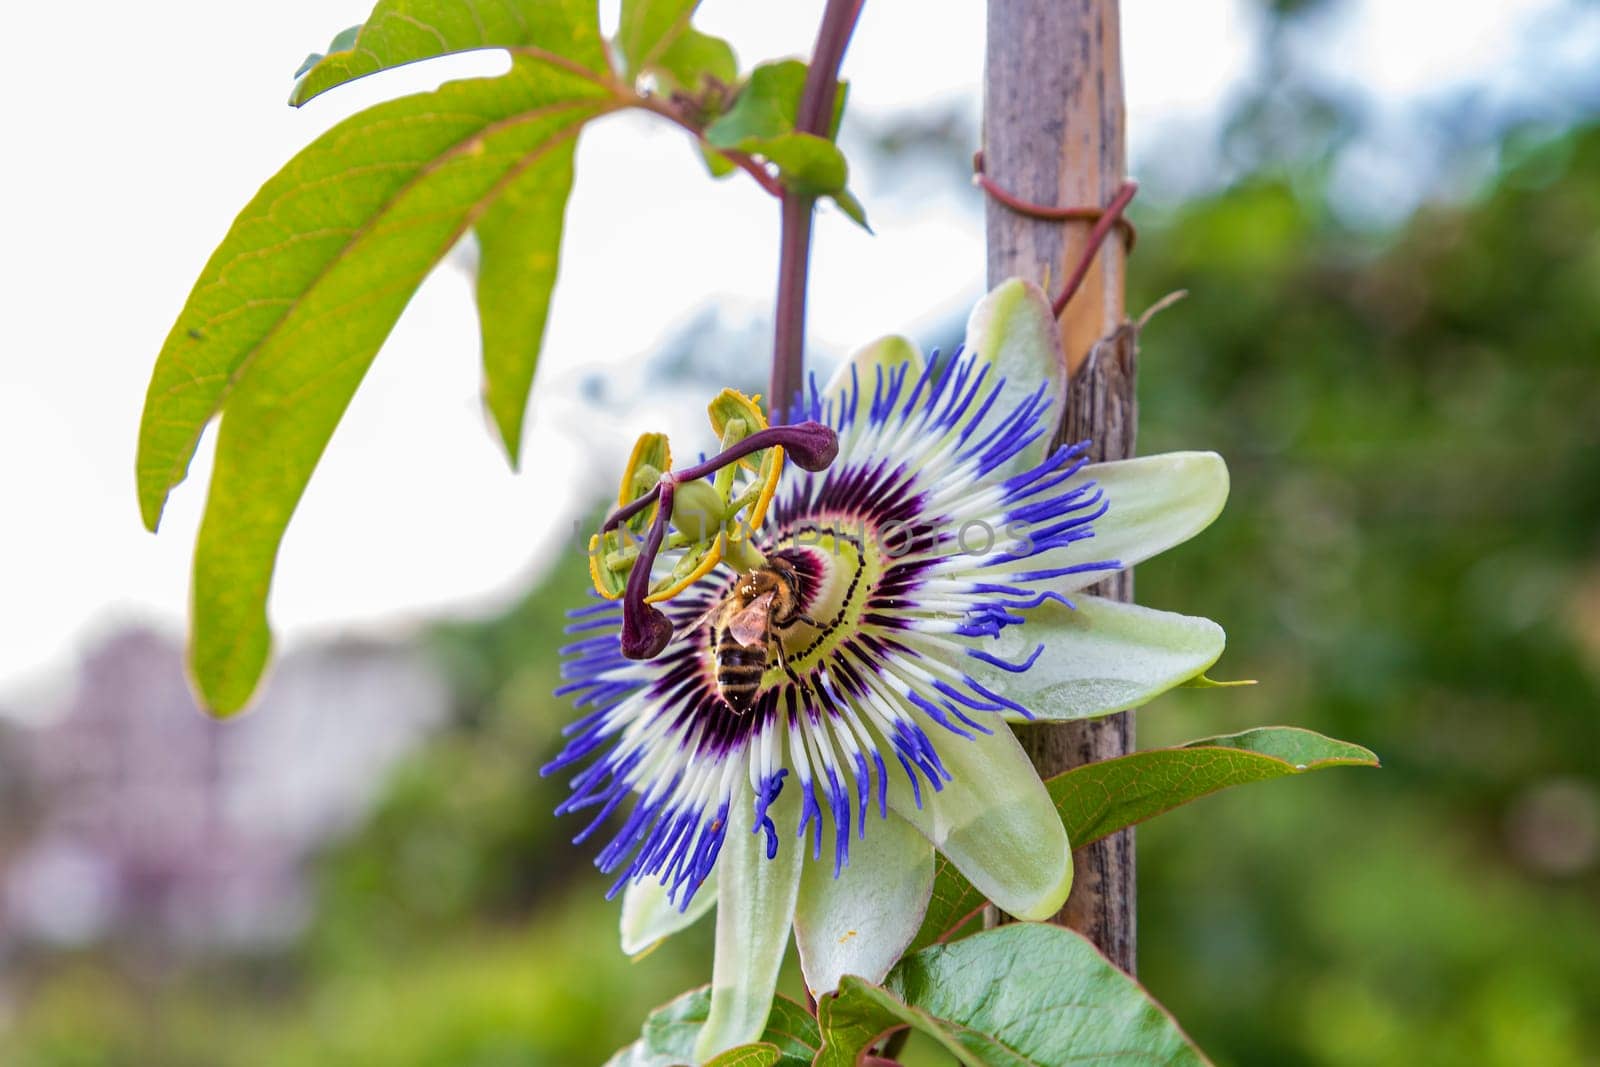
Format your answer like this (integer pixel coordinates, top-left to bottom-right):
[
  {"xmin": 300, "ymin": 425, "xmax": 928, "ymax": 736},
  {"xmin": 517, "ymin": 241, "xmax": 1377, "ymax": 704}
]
[{"xmin": 548, "ymin": 280, "xmax": 1230, "ymax": 1059}]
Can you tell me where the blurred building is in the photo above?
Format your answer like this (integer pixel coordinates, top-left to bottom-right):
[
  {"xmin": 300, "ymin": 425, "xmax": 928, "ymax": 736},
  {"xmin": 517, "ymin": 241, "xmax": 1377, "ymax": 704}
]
[{"xmin": 1, "ymin": 626, "xmax": 447, "ymax": 952}]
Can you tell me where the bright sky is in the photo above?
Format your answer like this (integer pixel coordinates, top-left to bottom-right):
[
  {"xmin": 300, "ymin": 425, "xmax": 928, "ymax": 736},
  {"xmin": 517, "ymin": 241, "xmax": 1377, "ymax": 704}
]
[{"xmin": 0, "ymin": 0, "xmax": 1581, "ymax": 700}]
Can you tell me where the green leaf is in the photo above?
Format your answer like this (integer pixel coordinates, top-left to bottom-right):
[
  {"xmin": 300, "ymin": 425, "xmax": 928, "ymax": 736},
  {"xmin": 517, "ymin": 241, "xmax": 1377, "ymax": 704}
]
[
  {"xmin": 605, "ymin": 987, "xmax": 818, "ymax": 1067},
  {"xmin": 907, "ymin": 728, "xmax": 1377, "ymax": 950},
  {"xmin": 817, "ymin": 924, "xmax": 1208, "ymax": 1066},
  {"xmin": 704, "ymin": 60, "xmax": 809, "ymax": 146},
  {"xmin": 475, "ymin": 137, "xmax": 579, "ymax": 463},
  {"xmin": 290, "ymin": 0, "xmax": 609, "ymax": 106},
  {"xmin": 704, "ymin": 60, "xmax": 862, "ymax": 223},
  {"xmin": 704, "ymin": 1045, "xmax": 781, "ymax": 1067},
  {"xmin": 295, "ymin": 25, "xmax": 361, "ymax": 80},
  {"xmin": 617, "ymin": 0, "xmax": 737, "ymax": 94},
  {"xmin": 699, "ymin": 144, "xmax": 739, "ymax": 178},
  {"xmin": 139, "ymin": 47, "xmax": 612, "ymax": 714},
  {"xmin": 1053, "ymin": 727, "xmax": 1379, "ymax": 847},
  {"xmin": 655, "ymin": 29, "xmax": 738, "ymax": 95},
  {"xmin": 904, "ymin": 853, "xmax": 987, "ymax": 955},
  {"xmin": 962, "ymin": 595, "xmax": 1226, "ymax": 723},
  {"xmin": 746, "ymin": 133, "xmax": 847, "ymax": 195}
]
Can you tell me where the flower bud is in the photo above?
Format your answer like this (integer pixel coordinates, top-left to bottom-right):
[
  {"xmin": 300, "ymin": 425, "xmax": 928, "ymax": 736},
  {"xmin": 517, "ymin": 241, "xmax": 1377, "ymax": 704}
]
[
  {"xmin": 620, "ymin": 602, "xmax": 673, "ymax": 660},
  {"xmin": 777, "ymin": 422, "xmax": 838, "ymax": 471}
]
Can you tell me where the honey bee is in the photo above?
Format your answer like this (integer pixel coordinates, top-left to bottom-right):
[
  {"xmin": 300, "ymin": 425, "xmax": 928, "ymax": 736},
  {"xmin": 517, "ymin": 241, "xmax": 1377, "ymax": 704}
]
[{"xmin": 703, "ymin": 556, "xmax": 816, "ymax": 714}]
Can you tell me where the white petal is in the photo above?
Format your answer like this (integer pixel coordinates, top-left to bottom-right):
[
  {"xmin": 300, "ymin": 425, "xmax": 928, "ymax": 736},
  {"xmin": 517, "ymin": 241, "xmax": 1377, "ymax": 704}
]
[
  {"xmin": 960, "ymin": 278, "xmax": 1067, "ymax": 478},
  {"xmin": 819, "ymin": 334, "xmax": 924, "ymax": 418},
  {"xmin": 885, "ymin": 720, "xmax": 1071, "ymax": 921},
  {"xmin": 793, "ymin": 812, "xmax": 934, "ymax": 995},
  {"xmin": 693, "ymin": 786, "xmax": 803, "ymax": 1061},
  {"xmin": 620, "ymin": 869, "xmax": 718, "ymax": 957},
  {"xmin": 964, "ymin": 596, "xmax": 1225, "ymax": 722},
  {"xmin": 1013, "ymin": 451, "xmax": 1229, "ymax": 591}
]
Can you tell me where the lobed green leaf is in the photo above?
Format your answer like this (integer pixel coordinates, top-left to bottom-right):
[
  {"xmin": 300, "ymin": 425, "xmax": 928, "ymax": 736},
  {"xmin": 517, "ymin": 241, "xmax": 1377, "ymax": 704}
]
[
  {"xmin": 139, "ymin": 47, "xmax": 611, "ymax": 713},
  {"xmin": 817, "ymin": 924, "xmax": 1209, "ymax": 1066},
  {"xmin": 290, "ymin": 0, "xmax": 609, "ymax": 106},
  {"xmin": 475, "ymin": 136, "xmax": 580, "ymax": 462}
]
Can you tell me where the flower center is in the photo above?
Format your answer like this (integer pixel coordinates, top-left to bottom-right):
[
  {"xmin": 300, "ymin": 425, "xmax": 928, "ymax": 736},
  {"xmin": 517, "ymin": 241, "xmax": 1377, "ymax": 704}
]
[{"xmin": 755, "ymin": 520, "xmax": 890, "ymax": 689}]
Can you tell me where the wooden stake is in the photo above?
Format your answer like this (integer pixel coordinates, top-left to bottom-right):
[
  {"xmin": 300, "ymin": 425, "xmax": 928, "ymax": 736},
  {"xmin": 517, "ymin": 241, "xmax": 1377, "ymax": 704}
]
[{"xmin": 984, "ymin": 0, "xmax": 1137, "ymax": 972}]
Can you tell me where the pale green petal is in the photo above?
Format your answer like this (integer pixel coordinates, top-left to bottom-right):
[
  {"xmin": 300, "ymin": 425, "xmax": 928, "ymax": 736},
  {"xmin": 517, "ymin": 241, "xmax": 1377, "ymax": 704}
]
[
  {"xmin": 620, "ymin": 868, "xmax": 718, "ymax": 957},
  {"xmin": 793, "ymin": 812, "xmax": 934, "ymax": 995},
  {"xmin": 694, "ymin": 787, "xmax": 803, "ymax": 1062},
  {"xmin": 885, "ymin": 720, "xmax": 1071, "ymax": 921},
  {"xmin": 1013, "ymin": 451, "xmax": 1229, "ymax": 592},
  {"xmin": 961, "ymin": 278, "xmax": 1067, "ymax": 478},
  {"xmin": 819, "ymin": 334, "xmax": 924, "ymax": 415},
  {"xmin": 961, "ymin": 596, "xmax": 1225, "ymax": 723}
]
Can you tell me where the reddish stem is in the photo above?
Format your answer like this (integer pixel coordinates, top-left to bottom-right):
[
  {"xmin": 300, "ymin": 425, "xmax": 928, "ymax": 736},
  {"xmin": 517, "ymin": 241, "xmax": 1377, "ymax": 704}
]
[
  {"xmin": 769, "ymin": 0, "xmax": 867, "ymax": 422},
  {"xmin": 973, "ymin": 152, "xmax": 1138, "ymax": 254},
  {"xmin": 603, "ymin": 422, "xmax": 836, "ymax": 535},
  {"xmin": 1050, "ymin": 179, "xmax": 1139, "ymax": 318}
]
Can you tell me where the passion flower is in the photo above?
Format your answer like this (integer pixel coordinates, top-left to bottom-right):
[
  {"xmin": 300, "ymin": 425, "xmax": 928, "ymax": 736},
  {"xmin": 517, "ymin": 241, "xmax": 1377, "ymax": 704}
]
[{"xmin": 549, "ymin": 280, "xmax": 1230, "ymax": 1059}]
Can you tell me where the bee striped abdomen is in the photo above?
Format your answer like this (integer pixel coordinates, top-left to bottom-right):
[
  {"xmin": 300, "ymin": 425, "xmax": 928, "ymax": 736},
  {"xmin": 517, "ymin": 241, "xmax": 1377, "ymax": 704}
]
[{"xmin": 713, "ymin": 625, "xmax": 767, "ymax": 713}]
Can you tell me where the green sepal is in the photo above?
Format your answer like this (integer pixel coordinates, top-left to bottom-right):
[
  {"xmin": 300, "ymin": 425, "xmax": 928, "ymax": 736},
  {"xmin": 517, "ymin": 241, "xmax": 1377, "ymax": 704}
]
[
  {"xmin": 959, "ymin": 279, "xmax": 1068, "ymax": 479},
  {"xmin": 885, "ymin": 714, "xmax": 1072, "ymax": 922},
  {"xmin": 958, "ymin": 595, "xmax": 1227, "ymax": 723},
  {"xmin": 694, "ymin": 786, "xmax": 803, "ymax": 1060},
  {"xmin": 793, "ymin": 811, "xmax": 934, "ymax": 995},
  {"xmin": 620, "ymin": 868, "xmax": 717, "ymax": 957}
]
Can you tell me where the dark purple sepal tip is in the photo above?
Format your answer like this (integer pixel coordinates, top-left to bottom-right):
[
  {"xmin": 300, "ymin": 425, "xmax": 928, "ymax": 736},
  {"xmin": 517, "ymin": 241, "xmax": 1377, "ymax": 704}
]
[
  {"xmin": 620, "ymin": 602, "xmax": 673, "ymax": 660},
  {"xmin": 782, "ymin": 421, "xmax": 838, "ymax": 471}
]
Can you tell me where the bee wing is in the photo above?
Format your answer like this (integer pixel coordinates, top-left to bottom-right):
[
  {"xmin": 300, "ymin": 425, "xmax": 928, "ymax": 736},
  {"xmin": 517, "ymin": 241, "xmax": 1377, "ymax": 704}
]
[
  {"xmin": 728, "ymin": 592, "xmax": 776, "ymax": 647},
  {"xmin": 673, "ymin": 602, "xmax": 721, "ymax": 641}
]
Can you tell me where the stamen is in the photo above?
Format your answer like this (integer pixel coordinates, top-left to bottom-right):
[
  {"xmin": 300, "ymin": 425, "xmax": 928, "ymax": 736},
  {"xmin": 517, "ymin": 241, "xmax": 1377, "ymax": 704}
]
[{"xmin": 606, "ymin": 423, "xmax": 839, "ymax": 661}]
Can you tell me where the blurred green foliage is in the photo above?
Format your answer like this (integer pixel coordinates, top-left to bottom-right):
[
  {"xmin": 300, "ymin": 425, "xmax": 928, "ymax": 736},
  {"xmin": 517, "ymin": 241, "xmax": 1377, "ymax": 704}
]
[
  {"xmin": 7, "ymin": 123, "xmax": 1599, "ymax": 1066},
  {"xmin": 1130, "ymin": 123, "xmax": 1600, "ymax": 1064}
]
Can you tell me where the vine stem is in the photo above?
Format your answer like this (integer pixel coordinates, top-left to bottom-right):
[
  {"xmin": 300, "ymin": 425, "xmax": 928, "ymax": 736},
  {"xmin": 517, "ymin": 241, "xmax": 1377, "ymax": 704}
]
[
  {"xmin": 769, "ymin": 0, "xmax": 867, "ymax": 423},
  {"xmin": 1051, "ymin": 180, "xmax": 1138, "ymax": 317}
]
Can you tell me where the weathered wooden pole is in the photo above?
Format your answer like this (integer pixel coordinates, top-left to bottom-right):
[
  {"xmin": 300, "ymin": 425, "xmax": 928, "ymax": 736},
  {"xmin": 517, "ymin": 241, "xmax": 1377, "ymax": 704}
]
[{"xmin": 984, "ymin": 0, "xmax": 1137, "ymax": 972}]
